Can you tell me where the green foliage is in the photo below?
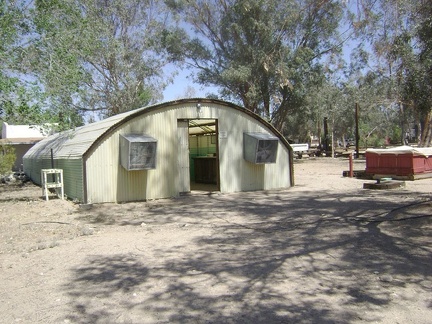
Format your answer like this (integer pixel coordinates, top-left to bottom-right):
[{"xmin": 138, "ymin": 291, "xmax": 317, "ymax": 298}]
[
  {"xmin": 0, "ymin": 144, "xmax": 15, "ymax": 176},
  {"xmin": 1, "ymin": 0, "xmax": 176, "ymax": 124},
  {"xmin": 2, "ymin": 0, "xmax": 431, "ymax": 147},
  {"xmin": 361, "ymin": 133, "xmax": 385, "ymax": 148},
  {"xmin": 166, "ymin": 0, "xmax": 344, "ymax": 130},
  {"xmin": 351, "ymin": 0, "xmax": 432, "ymax": 146},
  {"xmin": 389, "ymin": 125, "xmax": 402, "ymax": 145},
  {"xmin": 26, "ymin": 0, "xmax": 173, "ymax": 118},
  {"xmin": 0, "ymin": 74, "xmax": 81, "ymax": 131},
  {"xmin": 0, "ymin": 1, "xmax": 30, "ymax": 123},
  {"xmin": 0, "ymin": 0, "xmax": 28, "ymax": 62},
  {"xmin": 0, "ymin": 0, "xmax": 83, "ymax": 130}
]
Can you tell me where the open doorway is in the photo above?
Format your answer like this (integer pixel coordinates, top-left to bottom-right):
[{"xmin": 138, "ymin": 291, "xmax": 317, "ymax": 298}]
[{"xmin": 188, "ymin": 119, "xmax": 219, "ymax": 192}]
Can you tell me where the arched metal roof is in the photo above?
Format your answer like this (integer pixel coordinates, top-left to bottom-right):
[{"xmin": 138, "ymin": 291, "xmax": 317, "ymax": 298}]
[
  {"xmin": 24, "ymin": 108, "xmax": 139, "ymax": 159},
  {"xmin": 25, "ymin": 98, "xmax": 291, "ymax": 160}
]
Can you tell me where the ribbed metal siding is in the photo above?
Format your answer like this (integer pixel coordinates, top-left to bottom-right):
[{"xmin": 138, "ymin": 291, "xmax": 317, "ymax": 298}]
[
  {"xmin": 216, "ymin": 106, "xmax": 291, "ymax": 192},
  {"xmin": 23, "ymin": 157, "xmax": 84, "ymax": 201},
  {"xmin": 23, "ymin": 158, "xmax": 53, "ymax": 185},
  {"xmin": 85, "ymin": 107, "xmax": 180, "ymax": 203},
  {"xmin": 84, "ymin": 102, "xmax": 290, "ymax": 203},
  {"xmin": 23, "ymin": 100, "xmax": 291, "ymax": 204},
  {"xmin": 85, "ymin": 134, "xmax": 122, "ymax": 203},
  {"xmin": 55, "ymin": 159, "xmax": 84, "ymax": 201},
  {"xmin": 263, "ymin": 145, "xmax": 290, "ymax": 190}
]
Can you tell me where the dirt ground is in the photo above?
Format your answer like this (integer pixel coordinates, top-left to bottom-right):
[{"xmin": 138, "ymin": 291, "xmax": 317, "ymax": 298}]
[{"xmin": 0, "ymin": 157, "xmax": 431, "ymax": 324}]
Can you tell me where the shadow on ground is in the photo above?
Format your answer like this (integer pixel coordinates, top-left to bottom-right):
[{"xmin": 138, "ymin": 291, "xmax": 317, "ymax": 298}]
[{"xmin": 66, "ymin": 189, "xmax": 432, "ymax": 323}]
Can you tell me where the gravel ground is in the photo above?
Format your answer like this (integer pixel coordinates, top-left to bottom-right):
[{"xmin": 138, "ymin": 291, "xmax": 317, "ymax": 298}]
[{"xmin": 0, "ymin": 157, "xmax": 431, "ymax": 323}]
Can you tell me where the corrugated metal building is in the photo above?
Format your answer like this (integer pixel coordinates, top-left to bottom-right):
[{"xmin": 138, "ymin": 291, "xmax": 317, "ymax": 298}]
[{"xmin": 23, "ymin": 99, "xmax": 294, "ymax": 203}]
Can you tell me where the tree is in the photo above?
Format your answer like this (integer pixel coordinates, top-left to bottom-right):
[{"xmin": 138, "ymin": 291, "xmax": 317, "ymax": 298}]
[
  {"xmin": 21, "ymin": 0, "xmax": 175, "ymax": 118},
  {"xmin": 165, "ymin": 0, "xmax": 346, "ymax": 131},
  {"xmin": 406, "ymin": 0, "xmax": 432, "ymax": 145},
  {"xmin": 0, "ymin": 144, "xmax": 15, "ymax": 176},
  {"xmin": 1, "ymin": 0, "xmax": 83, "ymax": 130},
  {"xmin": 352, "ymin": 0, "xmax": 432, "ymax": 146},
  {"xmin": 1, "ymin": 0, "xmax": 25, "ymax": 123}
]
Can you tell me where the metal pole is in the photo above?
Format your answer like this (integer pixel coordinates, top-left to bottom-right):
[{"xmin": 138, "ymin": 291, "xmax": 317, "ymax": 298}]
[
  {"xmin": 51, "ymin": 148, "xmax": 55, "ymax": 182},
  {"xmin": 355, "ymin": 103, "xmax": 360, "ymax": 158},
  {"xmin": 51, "ymin": 148, "xmax": 54, "ymax": 169},
  {"xmin": 323, "ymin": 117, "xmax": 329, "ymax": 156}
]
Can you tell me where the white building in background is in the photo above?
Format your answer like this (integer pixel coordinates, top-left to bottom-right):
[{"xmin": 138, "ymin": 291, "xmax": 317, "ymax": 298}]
[{"xmin": 0, "ymin": 122, "xmax": 51, "ymax": 171}]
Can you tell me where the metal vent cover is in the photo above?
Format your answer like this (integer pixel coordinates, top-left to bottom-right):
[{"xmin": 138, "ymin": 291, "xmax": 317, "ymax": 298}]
[
  {"xmin": 119, "ymin": 134, "xmax": 157, "ymax": 170},
  {"xmin": 243, "ymin": 132, "xmax": 278, "ymax": 164}
]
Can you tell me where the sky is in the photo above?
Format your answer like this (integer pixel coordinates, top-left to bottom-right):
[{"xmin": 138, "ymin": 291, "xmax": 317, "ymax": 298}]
[{"xmin": 162, "ymin": 66, "xmax": 219, "ymax": 101}]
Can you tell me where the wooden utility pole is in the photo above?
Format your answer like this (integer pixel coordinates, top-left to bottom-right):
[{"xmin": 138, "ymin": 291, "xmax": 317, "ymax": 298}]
[{"xmin": 355, "ymin": 103, "xmax": 360, "ymax": 158}]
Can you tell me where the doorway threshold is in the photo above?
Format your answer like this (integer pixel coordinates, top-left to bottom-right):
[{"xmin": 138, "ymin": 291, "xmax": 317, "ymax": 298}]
[{"xmin": 184, "ymin": 181, "xmax": 219, "ymax": 195}]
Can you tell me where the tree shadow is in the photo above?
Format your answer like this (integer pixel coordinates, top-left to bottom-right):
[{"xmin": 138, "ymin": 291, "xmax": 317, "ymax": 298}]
[
  {"xmin": 64, "ymin": 189, "xmax": 432, "ymax": 323},
  {"xmin": 63, "ymin": 254, "xmax": 149, "ymax": 323}
]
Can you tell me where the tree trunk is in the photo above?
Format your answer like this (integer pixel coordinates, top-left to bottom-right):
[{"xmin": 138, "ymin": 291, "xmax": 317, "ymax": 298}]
[
  {"xmin": 420, "ymin": 110, "xmax": 432, "ymax": 147},
  {"xmin": 271, "ymin": 99, "xmax": 294, "ymax": 132}
]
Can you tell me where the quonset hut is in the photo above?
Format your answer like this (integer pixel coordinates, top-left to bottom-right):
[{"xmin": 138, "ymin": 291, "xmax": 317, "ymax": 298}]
[{"xmin": 23, "ymin": 99, "xmax": 294, "ymax": 203}]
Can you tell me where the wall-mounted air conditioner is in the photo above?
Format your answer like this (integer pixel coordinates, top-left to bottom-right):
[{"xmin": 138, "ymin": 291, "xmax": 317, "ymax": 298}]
[
  {"xmin": 120, "ymin": 134, "xmax": 157, "ymax": 170},
  {"xmin": 243, "ymin": 132, "xmax": 278, "ymax": 164}
]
